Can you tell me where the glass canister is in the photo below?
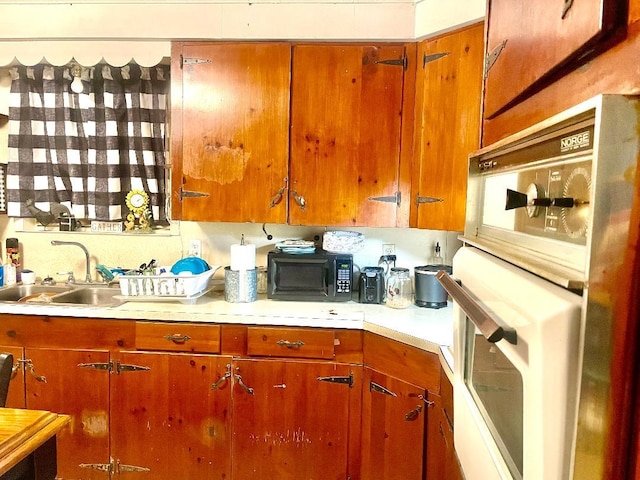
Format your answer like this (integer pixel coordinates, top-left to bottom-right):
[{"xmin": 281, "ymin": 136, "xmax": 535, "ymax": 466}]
[{"xmin": 386, "ymin": 267, "xmax": 412, "ymax": 309}]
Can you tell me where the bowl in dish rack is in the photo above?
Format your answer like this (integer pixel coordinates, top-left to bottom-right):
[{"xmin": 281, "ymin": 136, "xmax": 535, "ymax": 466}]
[{"xmin": 170, "ymin": 257, "xmax": 211, "ymax": 275}]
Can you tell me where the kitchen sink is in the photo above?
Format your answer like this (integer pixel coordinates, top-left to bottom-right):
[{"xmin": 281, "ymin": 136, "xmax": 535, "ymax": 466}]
[
  {"xmin": 0, "ymin": 284, "xmax": 69, "ymax": 302},
  {"xmin": 0, "ymin": 284, "xmax": 123, "ymax": 307},
  {"xmin": 51, "ymin": 286, "xmax": 123, "ymax": 307}
]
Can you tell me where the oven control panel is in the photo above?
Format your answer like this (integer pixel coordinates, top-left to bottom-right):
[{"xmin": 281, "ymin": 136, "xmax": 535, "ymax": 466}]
[{"xmin": 509, "ymin": 159, "xmax": 592, "ymax": 244}]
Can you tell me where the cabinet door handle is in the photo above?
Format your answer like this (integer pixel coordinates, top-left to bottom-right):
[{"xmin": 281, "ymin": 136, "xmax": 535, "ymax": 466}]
[
  {"xmin": 211, "ymin": 364, "xmax": 232, "ymax": 390},
  {"xmin": 290, "ymin": 190, "xmax": 306, "ymax": 210},
  {"xmin": 277, "ymin": 339, "xmax": 304, "ymax": 349},
  {"xmin": 234, "ymin": 374, "xmax": 255, "ymax": 395},
  {"xmin": 163, "ymin": 334, "xmax": 191, "ymax": 344},
  {"xmin": 404, "ymin": 405, "xmax": 423, "ymax": 421},
  {"xmin": 22, "ymin": 359, "xmax": 46, "ymax": 383}
]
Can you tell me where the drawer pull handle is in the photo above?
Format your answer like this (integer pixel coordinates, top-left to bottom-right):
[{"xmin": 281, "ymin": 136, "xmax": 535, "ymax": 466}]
[
  {"xmin": 276, "ymin": 339, "xmax": 304, "ymax": 349},
  {"xmin": 164, "ymin": 334, "xmax": 191, "ymax": 344}
]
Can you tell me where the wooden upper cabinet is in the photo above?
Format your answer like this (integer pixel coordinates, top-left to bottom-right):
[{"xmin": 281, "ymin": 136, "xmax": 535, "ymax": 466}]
[
  {"xmin": 484, "ymin": 0, "xmax": 626, "ymax": 118},
  {"xmin": 289, "ymin": 44, "xmax": 411, "ymax": 227},
  {"xmin": 171, "ymin": 42, "xmax": 291, "ymax": 223},
  {"xmin": 411, "ymin": 23, "xmax": 484, "ymax": 232}
]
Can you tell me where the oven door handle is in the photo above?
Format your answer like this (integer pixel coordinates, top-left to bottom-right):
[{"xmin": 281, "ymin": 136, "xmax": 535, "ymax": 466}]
[{"xmin": 436, "ymin": 270, "xmax": 517, "ymax": 345}]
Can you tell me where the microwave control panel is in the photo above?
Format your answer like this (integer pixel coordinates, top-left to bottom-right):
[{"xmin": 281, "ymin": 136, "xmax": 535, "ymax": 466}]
[{"xmin": 336, "ymin": 259, "xmax": 352, "ymax": 293}]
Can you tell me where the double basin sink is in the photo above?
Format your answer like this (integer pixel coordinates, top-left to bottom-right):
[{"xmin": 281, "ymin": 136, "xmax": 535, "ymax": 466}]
[{"xmin": 0, "ymin": 283, "xmax": 124, "ymax": 307}]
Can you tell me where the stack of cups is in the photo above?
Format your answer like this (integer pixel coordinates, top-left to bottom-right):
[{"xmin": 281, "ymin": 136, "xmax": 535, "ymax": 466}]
[{"xmin": 225, "ymin": 236, "xmax": 257, "ymax": 303}]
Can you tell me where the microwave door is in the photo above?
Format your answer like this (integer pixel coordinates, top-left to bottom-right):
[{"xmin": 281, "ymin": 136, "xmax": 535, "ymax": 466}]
[{"xmin": 273, "ymin": 260, "xmax": 329, "ymax": 297}]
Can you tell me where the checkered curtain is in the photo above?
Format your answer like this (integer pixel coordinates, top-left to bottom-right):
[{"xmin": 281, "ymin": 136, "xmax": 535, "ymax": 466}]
[{"xmin": 6, "ymin": 63, "xmax": 169, "ymax": 222}]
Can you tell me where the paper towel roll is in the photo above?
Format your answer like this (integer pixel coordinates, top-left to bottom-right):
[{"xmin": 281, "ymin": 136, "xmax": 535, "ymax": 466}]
[{"xmin": 230, "ymin": 243, "xmax": 256, "ymax": 271}]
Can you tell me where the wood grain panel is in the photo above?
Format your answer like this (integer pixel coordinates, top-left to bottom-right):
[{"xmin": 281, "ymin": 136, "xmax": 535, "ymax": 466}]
[
  {"xmin": 483, "ymin": 12, "xmax": 640, "ymax": 144},
  {"xmin": 484, "ymin": 0, "xmax": 626, "ymax": 118},
  {"xmin": 175, "ymin": 42, "xmax": 291, "ymax": 223},
  {"xmin": 231, "ymin": 359, "xmax": 356, "ymax": 480},
  {"xmin": 25, "ymin": 348, "xmax": 110, "ymax": 480},
  {"xmin": 0, "ymin": 345, "xmax": 24, "ymax": 409},
  {"xmin": 0, "ymin": 315, "xmax": 135, "ymax": 350},
  {"xmin": 289, "ymin": 44, "xmax": 405, "ymax": 227},
  {"xmin": 363, "ymin": 332, "xmax": 441, "ymax": 394},
  {"xmin": 412, "ymin": 23, "xmax": 484, "ymax": 231},
  {"xmin": 111, "ymin": 351, "xmax": 232, "ymax": 479},
  {"xmin": 135, "ymin": 321, "xmax": 221, "ymax": 353},
  {"xmin": 247, "ymin": 326, "xmax": 335, "ymax": 359},
  {"xmin": 361, "ymin": 367, "xmax": 426, "ymax": 480}
]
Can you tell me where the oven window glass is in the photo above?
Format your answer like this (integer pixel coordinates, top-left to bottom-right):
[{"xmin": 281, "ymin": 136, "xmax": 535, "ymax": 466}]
[{"xmin": 464, "ymin": 318, "xmax": 524, "ymax": 479}]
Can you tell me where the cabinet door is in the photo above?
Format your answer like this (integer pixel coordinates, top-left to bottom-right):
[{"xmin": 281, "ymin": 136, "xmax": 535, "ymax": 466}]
[
  {"xmin": 173, "ymin": 42, "xmax": 291, "ymax": 223},
  {"xmin": 361, "ymin": 367, "xmax": 426, "ymax": 480},
  {"xmin": 111, "ymin": 351, "xmax": 232, "ymax": 480},
  {"xmin": 232, "ymin": 358, "xmax": 357, "ymax": 479},
  {"xmin": 484, "ymin": 0, "xmax": 625, "ymax": 118},
  {"xmin": 412, "ymin": 23, "xmax": 484, "ymax": 232},
  {"xmin": 289, "ymin": 44, "xmax": 406, "ymax": 227},
  {"xmin": 0, "ymin": 345, "xmax": 24, "ymax": 408},
  {"xmin": 25, "ymin": 348, "xmax": 111, "ymax": 480}
]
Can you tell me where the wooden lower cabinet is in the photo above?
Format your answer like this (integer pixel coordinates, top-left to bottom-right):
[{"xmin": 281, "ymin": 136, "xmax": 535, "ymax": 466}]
[
  {"xmin": 231, "ymin": 358, "xmax": 361, "ymax": 480},
  {"xmin": 111, "ymin": 351, "xmax": 232, "ymax": 479},
  {"xmin": 25, "ymin": 347, "xmax": 111, "ymax": 480},
  {"xmin": 0, "ymin": 344, "xmax": 25, "ymax": 409},
  {"xmin": 0, "ymin": 317, "xmax": 453, "ymax": 479},
  {"xmin": 361, "ymin": 367, "xmax": 427, "ymax": 480},
  {"xmin": 426, "ymin": 368, "xmax": 464, "ymax": 480}
]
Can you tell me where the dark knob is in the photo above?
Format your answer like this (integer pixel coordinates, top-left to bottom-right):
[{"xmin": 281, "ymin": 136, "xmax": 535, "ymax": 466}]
[{"xmin": 505, "ymin": 189, "xmax": 578, "ymax": 210}]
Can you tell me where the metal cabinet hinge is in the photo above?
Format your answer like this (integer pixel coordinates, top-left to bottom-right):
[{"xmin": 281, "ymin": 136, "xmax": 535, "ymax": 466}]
[
  {"xmin": 181, "ymin": 55, "xmax": 212, "ymax": 68},
  {"xmin": 369, "ymin": 191, "xmax": 401, "ymax": 206},
  {"xmin": 416, "ymin": 195, "xmax": 444, "ymax": 205},
  {"xmin": 370, "ymin": 381, "xmax": 397, "ymax": 397},
  {"xmin": 116, "ymin": 361, "xmax": 150, "ymax": 374},
  {"xmin": 373, "ymin": 56, "xmax": 408, "ymax": 71},
  {"xmin": 317, "ymin": 372, "xmax": 354, "ymax": 388},
  {"xmin": 77, "ymin": 360, "xmax": 150, "ymax": 375},
  {"xmin": 179, "ymin": 187, "xmax": 210, "ymax": 200},
  {"xmin": 423, "ymin": 51, "xmax": 450, "ymax": 68},
  {"xmin": 79, "ymin": 457, "xmax": 115, "ymax": 473},
  {"xmin": 485, "ymin": 40, "xmax": 507, "ymax": 77},
  {"xmin": 118, "ymin": 460, "xmax": 151, "ymax": 473}
]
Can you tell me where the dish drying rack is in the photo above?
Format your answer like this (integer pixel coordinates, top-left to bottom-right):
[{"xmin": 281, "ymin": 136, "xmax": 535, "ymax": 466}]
[{"xmin": 117, "ymin": 269, "xmax": 217, "ymax": 303}]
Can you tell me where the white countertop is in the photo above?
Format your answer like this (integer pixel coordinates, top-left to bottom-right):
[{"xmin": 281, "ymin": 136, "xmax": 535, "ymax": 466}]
[{"xmin": 0, "ymin": 291, "xmax": 453, "ymax": 354}]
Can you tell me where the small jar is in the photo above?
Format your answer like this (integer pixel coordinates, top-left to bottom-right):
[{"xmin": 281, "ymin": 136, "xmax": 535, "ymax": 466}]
[{"xmin": 386, "ymin": 267, "xmax": 412, "ymax": 309}]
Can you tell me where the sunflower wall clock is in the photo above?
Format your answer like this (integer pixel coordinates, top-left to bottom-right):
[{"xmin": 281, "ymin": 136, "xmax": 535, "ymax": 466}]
[{"xmin": 124, "ymin": 190, "xmax": 153, "ymax": 232}]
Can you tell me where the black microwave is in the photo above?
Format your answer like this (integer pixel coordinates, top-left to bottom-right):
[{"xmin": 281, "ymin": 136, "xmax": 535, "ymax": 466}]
[{"xmin": 267, "ymin": 250, "xmax": 353, "ymax": 302}]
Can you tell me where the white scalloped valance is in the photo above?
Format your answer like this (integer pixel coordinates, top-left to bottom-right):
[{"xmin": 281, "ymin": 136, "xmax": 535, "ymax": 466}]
[{"xmin": 0, "ymin": 41, "xmax": 170, "ymax": 67}]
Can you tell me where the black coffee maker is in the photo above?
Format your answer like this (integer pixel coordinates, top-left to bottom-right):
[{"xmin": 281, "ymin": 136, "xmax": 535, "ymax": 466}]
[{"xmin": 358, "ymin": 266, "xmax": 385, "ymax": 304}]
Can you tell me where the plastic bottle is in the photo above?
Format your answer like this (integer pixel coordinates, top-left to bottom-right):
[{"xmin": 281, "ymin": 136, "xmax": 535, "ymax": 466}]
[{"xmin": 6, "ymin": 238, "xmax": 20, "ymax": 283}]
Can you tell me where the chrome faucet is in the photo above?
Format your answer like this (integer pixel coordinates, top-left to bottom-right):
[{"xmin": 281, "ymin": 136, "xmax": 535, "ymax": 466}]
[{"xmin": 51, "ymin": 240, "xmax": 93, "ymax": 283}]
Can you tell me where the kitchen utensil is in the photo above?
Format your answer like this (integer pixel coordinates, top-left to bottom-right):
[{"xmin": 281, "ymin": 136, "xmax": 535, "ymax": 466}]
[
  {"xmin": 414, "ymin": 264, "xmax": 452, "ymax": 308},
  {"xmin": 358, "ymin": 266, "xmax": 385, "ymax": 304}
]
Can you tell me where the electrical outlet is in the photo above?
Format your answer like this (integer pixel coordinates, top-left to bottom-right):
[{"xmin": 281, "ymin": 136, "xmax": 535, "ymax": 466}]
[
  {"xmin": 188, "ymin": 239, "xmax": 202, "ymax": 257},
  {"xmin": 382, "ymin": 244, "xmax": 396, "ymax": 255}
]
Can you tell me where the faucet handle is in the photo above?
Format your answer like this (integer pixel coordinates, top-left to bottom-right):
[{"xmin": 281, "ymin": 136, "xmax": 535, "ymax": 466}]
[{"xmin": 57, "ymin": 271, "xmax": 76, "ymax": 285}]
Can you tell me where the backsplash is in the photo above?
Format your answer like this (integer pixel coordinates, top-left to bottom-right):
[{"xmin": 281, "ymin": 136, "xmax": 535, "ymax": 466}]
[{"xmin": 0, "ymin": 216, "xmax": 461, "ymax": 285}]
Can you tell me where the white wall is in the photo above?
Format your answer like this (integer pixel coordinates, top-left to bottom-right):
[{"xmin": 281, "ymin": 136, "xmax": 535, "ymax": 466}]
[{"xmin": 415, "ymin": 0, "xmax": 485, "ymax": 39}]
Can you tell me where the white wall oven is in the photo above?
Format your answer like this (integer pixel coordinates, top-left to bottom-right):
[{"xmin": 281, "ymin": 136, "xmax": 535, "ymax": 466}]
[{"xmin": 438, "ymin": 95, "xmax": 640, "ymax": 480}]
